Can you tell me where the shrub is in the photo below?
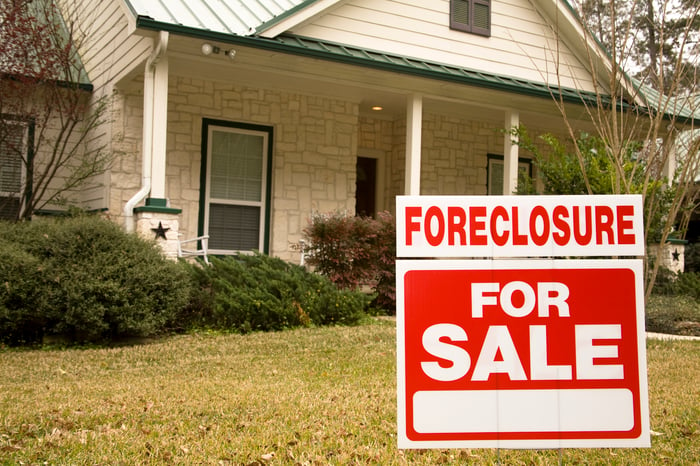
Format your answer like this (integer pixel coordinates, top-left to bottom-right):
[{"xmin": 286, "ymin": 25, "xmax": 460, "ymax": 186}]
[
  {"xmin": 0, "ymin": 215, "xmax": 192, "ymax": 345},
  {"xmin": 184, "ymin": 253, "xmax": 369, "ymax": 333},
  {"xmin": 683, "ymin": 242, "xmax": 700, "ymax": 273},
  {"xmin": 646, "ymin": 295, "xmax": 700, "ymax": 336},
  {"xmin": 652, "ymin": 267, "xmax": 700, "ymax": 301},
  {"xmin": 299, "ymin": 211, "xmax": 396, "ymax": 313},
  {"xmin": 0, "ymin": 240, "xmax": 46, "ymax": 345}
]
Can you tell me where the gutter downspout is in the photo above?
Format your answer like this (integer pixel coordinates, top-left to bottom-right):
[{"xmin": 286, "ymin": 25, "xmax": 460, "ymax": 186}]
[{"xmin": 124, "ymin": 31, "xmax": 169, "ymax": 232}]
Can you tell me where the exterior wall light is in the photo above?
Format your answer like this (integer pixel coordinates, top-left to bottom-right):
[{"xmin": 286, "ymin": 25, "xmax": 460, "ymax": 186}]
[{"xmin": 201, "ymin": 43, "xmax": 220, "ymax": 55}]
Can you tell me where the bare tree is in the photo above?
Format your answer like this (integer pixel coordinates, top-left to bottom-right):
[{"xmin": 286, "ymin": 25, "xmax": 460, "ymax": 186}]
[
  {"xmin": 0, "ymin": 0, "xmax": 111, "ymax": 220},
  {"xmin": 531, "ymin": 0, "xmax": 700, "ymax": 299}
]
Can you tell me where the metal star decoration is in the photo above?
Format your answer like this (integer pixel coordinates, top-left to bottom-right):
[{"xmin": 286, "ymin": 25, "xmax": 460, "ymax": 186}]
[
  {"xmin": 151, "ymin": 221, "xmax": 170, "ymax": 240},
  {"xmin": 672, "ymin": 249, "xmax": 680, "ymax": 262}
]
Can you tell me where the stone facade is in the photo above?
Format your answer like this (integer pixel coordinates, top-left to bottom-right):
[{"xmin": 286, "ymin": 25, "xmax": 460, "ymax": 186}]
[
  {"xmin": 113, "ymin": 76, "xmax": 360, "ymax": 262},
  {"xmin": 109, "ymin": 75, "xmax": 531, "ymax": 263}
]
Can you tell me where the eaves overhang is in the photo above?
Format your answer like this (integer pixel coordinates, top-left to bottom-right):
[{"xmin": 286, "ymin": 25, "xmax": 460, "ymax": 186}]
[
  {"xmin": 135, "ymin": 16, "xmax": 601, "ymax": 107},
  {"xmin": 0, "ymin": 72, "xmax": 93, "ymax": 92}
]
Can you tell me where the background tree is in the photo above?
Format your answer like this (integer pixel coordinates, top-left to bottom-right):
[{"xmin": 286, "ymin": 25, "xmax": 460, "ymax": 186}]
[
  {"xmin": 0, "ymin": 0, "xmax": 111, "ymax": 220},
  {"xmin": 575, "ymin": 0, "xmax": 699, "ymax": 93},
  {"xmin": 531, "ymin": 0, "xmax": 700, "ymax": 299}
]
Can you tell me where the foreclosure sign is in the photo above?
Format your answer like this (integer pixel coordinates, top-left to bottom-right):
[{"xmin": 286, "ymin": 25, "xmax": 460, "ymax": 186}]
[
  {"xmin": 396, "ymin": 195, "xmax": 650, "ymax": 449},
  {"xmin": 396, "ymin": 195, "xmax": 644, "ymax": 257}
]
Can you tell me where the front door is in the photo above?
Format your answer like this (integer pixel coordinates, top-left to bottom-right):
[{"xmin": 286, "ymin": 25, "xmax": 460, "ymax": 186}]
[{"xmin": 355, "ymin": 156, "xmax": 377, "ymax": 217}]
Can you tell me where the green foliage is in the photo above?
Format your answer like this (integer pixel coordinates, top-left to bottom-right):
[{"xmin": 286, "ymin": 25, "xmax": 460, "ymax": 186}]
[
  {"xmin": 682, "ymin": 242, "xmax": 700, "ymax": 273},
  {"xmin": 299, "ymin": 211, "xmax": 396, "ymax": 313},
  {"xmin": 0, "ymin": 240, "xmax": 46, "ymax": 344},
  {"xmin": 652, "ymin": 267, "xmax": 700, "ymax": 301},
  {"xmin": 512, "ymin": 126, "xmax": 673, "ymax": 242},
  {"xmin": 0, "ymin": 215, "xmax": 192, "ymax": 345},
  {"xmin": 646, "ymin": 294, "xmax": 700, "ymax": 336},
  {"xmin": 515, "ymin": 127, "xmax": 631, "ymax": 194},
  {"xmin": 183, "ymin": 252, "xmax": 369, "ymax": 333}
]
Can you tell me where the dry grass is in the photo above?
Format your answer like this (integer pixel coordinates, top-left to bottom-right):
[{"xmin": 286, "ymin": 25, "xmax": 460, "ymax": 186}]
[{"xmin": 1, "ymin": 318, "xmax": 698, "ymax": 465}]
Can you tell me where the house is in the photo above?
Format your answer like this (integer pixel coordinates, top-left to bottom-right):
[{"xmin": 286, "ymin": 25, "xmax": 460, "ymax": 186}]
[
  {"xmin": 23, "ymin": 0, "xmax": 645, "ymax": 263},
  {"xmin": 0, "ymin": 0, "xmax": 95, "ymax": 220}
]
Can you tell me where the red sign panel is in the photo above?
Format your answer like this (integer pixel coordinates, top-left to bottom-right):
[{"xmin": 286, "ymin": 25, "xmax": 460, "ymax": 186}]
[{"xmin": 397, "ymin": 259, "xmax": 650, "ymax": 449}]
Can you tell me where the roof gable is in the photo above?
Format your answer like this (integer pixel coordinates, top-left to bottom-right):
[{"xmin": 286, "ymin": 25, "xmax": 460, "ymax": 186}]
[
  {"xmin": 124, "ymin": 0, "xmax": 637, "ymax": 106},
  {"xmin": 123, "ymin": 0, "xmax": 607, "ymax": 89},
  {"xmin": 286, "ymin": 0, "xmax": 598, "ymax": 92}
]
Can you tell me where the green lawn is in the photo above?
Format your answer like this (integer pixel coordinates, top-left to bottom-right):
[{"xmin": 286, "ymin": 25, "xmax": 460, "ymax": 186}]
[{"xmin": 1, "ymin": 318, "xmax": 698, "ymax": 465}]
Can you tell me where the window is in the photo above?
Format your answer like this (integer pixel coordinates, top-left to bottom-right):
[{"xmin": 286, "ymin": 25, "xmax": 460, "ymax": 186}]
[
  {"xmin": 200, "ymin": 119, "xmax": 273, "ymax": 254},
  {"xmin": 450, "ymin": 0, "xmax": 491, "ymax": 37},
  {"xmin": 487, "ymin": 154, "xmax": 532, "ymax": 195},
  {"xmin": 0, "ymin": 117, "xmax": 31, "ymax": 220}
]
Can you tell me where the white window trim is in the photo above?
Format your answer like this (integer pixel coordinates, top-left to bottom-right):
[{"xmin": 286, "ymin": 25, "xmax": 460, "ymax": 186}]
[{"xmin": 202, "ymin": 122, "xmax": 271, "ymax": 255}]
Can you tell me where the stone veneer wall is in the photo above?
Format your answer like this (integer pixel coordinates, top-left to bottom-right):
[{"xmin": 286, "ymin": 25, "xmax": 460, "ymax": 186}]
[
  {"xmin": 382, "ymin": 112, "xmax": 501, "ymax": 210},
  {"xmin": 112, "ymin": 76, "xmax": 359, "ymax": 263},
  {"xmin": 109, "ymin": 74, "xmax": 559, "ymax": 263},
  {"xmin": 421, "ymin": 113, "xmax": 497, "ymax": 195}
]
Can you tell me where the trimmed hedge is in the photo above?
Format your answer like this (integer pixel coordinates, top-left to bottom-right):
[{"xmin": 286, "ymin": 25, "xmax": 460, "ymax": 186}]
[
  {"xmin": 0, "ymin": 216, "xmax": 192, "ymax": 345},
  {"xmin": 184, "ymin": 253, "xmax": 370, "ymax": 333}
]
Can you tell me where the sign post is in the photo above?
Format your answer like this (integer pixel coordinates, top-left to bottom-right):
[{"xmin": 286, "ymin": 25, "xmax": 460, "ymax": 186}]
[{"xmin": 396, "ymin": 195, "xmax": 650, "ymax": 449}]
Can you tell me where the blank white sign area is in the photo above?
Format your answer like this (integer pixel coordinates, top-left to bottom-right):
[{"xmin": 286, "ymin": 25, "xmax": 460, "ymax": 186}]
[{"xmin": 413, "ymin": 389, "xmax": 634, "ymax": 433}]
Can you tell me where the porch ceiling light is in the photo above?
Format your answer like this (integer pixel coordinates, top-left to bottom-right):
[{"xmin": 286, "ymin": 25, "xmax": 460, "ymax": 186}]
[
  {"xmin": 371, "ymin": 106, "xmax": 383, "ymax": 111},
  {"xmin": 201, "ymin": 43, "xmax": 220, "ymax": 55}
]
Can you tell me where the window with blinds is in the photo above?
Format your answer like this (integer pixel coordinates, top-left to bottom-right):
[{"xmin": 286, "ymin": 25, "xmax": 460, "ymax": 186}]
[
  {"xmin": 487, "ymin": 154, "xmax": 532, "ymax": 195},
  {"xmin": 201, "ymin": 120, "xmax": 272, "ymax": 254},
  {"xmin": 450, "ymin": 0, "xmax": 491, "ymax": 37},
  {"xmin": 0, "ymin": 119, "xmax": 28, "ymax": 220}
]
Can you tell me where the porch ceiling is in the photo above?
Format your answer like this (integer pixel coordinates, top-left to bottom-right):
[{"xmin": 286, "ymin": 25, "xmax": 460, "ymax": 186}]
[{"xmin": 163, "ymin": 34, "xmax": 586, "ymax": 128}]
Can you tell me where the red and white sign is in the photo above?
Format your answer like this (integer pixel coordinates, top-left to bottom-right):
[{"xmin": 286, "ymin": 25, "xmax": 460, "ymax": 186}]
[
  {"xmin": 397, "ymin": 259, "xmax": 650, "ymax": 449},
  {"xmin": 396, "ymin": 195, "xmax": 644, "ymax": 257}
]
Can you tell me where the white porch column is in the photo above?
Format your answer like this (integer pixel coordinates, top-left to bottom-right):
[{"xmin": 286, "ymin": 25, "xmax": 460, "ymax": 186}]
[
  {"xmin": 131, "ymin": 31, "xmax": 181, "ymax": 259},
  {"xmin": 663, "ymin": 135, "xmax": 677, "ymax": 187},
  {"xmin": 150, "ymin": 54, "xmax": 169, "ymax": 200},
  {"xmin": 405, "ymin": 94, "xmax": 423, "ymax": 195},
  {"xmin": 503, "ymin": 110, "xmax": 520, "ymax": 195}
]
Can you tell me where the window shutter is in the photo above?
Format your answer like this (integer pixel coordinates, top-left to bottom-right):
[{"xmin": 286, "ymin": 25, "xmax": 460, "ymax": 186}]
[
  {"xmin": 450, "ymin": 0, "xmax": 470, "ymax": 32},
  {"xmin": 473, "ymin": 0, "xmax": 491, "ymax": 36},
  {"xmin": 450, "ymin": 0, "xmax": 491, "ymax": 37},
  {"xmin": 0, "ymin": 123, "xmax": 24, "ymax": 193},
  {"xmin": 0, "ymin": 120, "xmax": 26, "ymax": 220}
]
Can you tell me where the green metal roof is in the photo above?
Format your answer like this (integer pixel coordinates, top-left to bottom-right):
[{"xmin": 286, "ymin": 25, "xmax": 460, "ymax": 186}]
[
  {"xmin": 130, "ymin": 1, "xmax": 699, "ymax": 125},
  {"xmin": 124, "ymin": 0, "xmax": 312, "ymax": 36}
]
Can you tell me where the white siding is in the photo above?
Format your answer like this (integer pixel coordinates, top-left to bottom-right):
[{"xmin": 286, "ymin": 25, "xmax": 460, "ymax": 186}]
[
  {"xmin": 58, "ymin": 0, "xmax": 151, "ymax": 90},
  {"xmin": 57, "ymin": 0, "xmax": 152, "ymax": 210},
  {"xmin": 292, "ymin": 0, "xmax": 596, "ymax": 92}
]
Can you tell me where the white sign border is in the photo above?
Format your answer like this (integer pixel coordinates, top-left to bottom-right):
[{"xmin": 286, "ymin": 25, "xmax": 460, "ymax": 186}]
[
  {"xmin": 396, "ymin": 194, "xmax": 645, "ymax": 258},
  {"xmin": 396, "ymin": 258, "xmax": 650, "ymax": 449}
]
